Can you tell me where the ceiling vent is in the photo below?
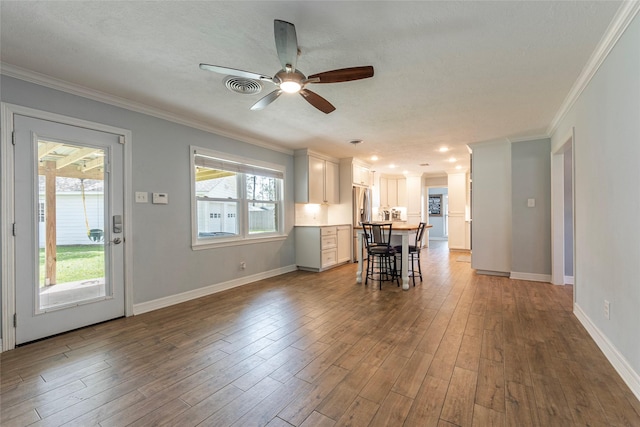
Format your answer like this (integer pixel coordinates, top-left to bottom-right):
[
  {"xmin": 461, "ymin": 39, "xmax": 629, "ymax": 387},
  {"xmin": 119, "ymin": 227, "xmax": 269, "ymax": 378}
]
[{"xmin": 224, "ymin": 76, "xmax": 263, "ymax": 95}]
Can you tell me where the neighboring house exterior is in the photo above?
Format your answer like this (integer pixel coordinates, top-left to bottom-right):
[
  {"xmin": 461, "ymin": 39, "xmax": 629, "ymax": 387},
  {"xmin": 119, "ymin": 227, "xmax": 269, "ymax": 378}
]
[{"xmin": 38, "ymin": 192, "xmax": 105, "ymax": 246}]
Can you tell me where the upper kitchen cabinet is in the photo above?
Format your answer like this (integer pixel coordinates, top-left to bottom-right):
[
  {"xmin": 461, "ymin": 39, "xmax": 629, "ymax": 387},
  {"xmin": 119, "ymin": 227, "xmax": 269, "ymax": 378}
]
[
  {"xmin": 352, "ymin": 163, "xmax": 371, "ymax": 187},
  {"xmin": 294, "ymin": 149, "xmax": 339, "ymax": 204},
  {"xmin": 380, "ymin": 176, "xmax": 406, "ymax": 207}
]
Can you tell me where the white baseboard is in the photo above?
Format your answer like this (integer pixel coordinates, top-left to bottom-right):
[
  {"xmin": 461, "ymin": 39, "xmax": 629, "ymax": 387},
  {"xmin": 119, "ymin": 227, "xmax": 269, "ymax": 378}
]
[
  {"xmin": 429, "ymin": 237, "xmax": 448, "ymax": 241},
  {"xmin": 574, "ymin": 303, "xmax": 640, "ymax": 402},
  {"xmin": 510, "ymin": 272, "xmax": 552, "ymax": 283},
  {"xmin": 133, "ymin": 264, "xmax": 298, "ymax": 315},
  {"xmin": 564, "ymin": 275, "xmax": 574, "ymax": 285},
  {"xmin": 476, "ymin": 270, "xmax": 510, "ymax": 277}
]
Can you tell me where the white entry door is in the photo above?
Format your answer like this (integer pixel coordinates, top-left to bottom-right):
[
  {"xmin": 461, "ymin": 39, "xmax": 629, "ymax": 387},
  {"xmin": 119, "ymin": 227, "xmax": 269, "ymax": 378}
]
[{"xmin": 14, "ymin": 114, "xmax": 125, "ymax": 344}]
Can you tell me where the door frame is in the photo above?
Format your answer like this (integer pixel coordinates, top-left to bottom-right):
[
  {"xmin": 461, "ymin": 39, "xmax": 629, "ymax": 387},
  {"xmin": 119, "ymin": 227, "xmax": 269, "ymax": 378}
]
[
  {"xmin": 551, "ymin": 128, "xmax": 576, "ymax": 298},
  {"xmin": 424, "ymin": 185, "xmax": 449, "ymax": 243},
  {"xmin": 1, "ymin": 103, "xmax": 133, "ymax": 351}
]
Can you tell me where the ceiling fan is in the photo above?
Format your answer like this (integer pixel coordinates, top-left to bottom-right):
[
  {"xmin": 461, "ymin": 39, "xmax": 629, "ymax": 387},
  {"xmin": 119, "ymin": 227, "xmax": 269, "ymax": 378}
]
[{"xmin": 199, "ymin": 19, "xmax": 374, "ymax": 114}]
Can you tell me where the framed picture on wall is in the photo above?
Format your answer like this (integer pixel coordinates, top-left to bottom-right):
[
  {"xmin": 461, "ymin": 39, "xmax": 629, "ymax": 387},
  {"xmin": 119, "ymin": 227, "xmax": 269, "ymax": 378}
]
[{"xmin": 429, "ymin": 194, "xmax": 442, "ymax": 216}]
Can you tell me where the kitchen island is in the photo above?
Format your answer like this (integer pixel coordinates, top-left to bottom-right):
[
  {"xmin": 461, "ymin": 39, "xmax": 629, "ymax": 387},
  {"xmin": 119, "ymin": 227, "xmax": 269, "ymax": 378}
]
[{"xmin": 355, "ymin": 223, "xmax": 432, "ymax": 290}]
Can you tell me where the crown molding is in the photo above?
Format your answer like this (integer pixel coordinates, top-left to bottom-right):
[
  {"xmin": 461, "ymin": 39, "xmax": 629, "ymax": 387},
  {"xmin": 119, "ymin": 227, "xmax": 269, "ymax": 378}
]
[
  {"xmin": 508, "ymin": 134, "xmax": 550, "ymax": 144},
  {"xmin": 0, "ymin": 63, "xmax": 294, "ymax": 156},
  {"xmin": 547, "ymin": 1, "xmax": 640, "ymax": 136},
  {"xmin": 467, "ymin": 138, "xmax": 510, "ymax": 149}
]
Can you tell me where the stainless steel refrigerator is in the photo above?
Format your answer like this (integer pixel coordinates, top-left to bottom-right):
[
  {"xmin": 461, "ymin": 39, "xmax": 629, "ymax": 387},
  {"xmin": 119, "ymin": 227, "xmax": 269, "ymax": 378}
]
[{"xmin": 352, "ymin": 186, "xmax": 371, "ymax": 260}]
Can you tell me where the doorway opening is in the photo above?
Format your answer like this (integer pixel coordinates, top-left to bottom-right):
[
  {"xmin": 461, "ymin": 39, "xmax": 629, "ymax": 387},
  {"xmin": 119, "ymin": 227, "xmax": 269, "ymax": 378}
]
[
  {"xmin": 551, "ymin": 130, "xmax": 575, "ymax": 294},
  {"xmin": 425, "ymin": 186, "xmax": 448, "ymax": 243}
]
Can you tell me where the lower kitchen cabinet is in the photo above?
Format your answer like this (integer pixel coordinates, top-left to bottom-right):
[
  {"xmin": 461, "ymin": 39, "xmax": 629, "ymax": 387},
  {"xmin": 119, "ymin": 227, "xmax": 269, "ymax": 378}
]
[{"xmin": 296, "ymin": 225, "xmax": 352, "ymax": 272}]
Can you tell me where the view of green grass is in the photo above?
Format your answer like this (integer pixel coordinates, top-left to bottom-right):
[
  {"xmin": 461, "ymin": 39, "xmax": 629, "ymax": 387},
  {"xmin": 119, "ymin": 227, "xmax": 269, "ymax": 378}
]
[{"xmin": 39, "ymin": 245, "xmax": 104, "ymax": 286}]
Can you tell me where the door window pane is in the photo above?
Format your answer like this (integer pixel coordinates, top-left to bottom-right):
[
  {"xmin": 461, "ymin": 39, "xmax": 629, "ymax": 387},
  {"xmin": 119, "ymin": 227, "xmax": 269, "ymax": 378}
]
[{"xmin": 37, "ymin": 141, "xmax": 107, "ymax": 311}]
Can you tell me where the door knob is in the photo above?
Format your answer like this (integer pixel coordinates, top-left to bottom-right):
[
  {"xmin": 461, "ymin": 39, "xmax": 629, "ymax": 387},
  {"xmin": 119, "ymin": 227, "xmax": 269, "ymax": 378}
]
[{"xmin": 111, "ymin": 237, "xmax": 122, "ymax": 245}]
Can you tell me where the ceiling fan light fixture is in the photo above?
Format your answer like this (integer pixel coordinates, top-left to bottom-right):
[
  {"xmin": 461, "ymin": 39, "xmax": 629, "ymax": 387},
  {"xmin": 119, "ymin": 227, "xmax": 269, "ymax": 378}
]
[{"xmin": 280, "ymin": 80, "xmax": 302, "ymax": 93}]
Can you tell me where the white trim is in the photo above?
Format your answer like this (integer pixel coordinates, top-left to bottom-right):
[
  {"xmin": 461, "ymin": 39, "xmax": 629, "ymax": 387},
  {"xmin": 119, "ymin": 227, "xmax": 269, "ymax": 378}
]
[
  {"xmin": 192, "ymin": 234, "xmax": 288, "ymax": 250},
  {"xmin": 564, "ymin": 275, "xmax": 574, "ymax": 285},
  {"xmin": 1, "ymin": 103, "xmax": 17, "ymax": 351},
  {"xmin": 547, "ymin": 1, "xmax": 640, "ymax": 136},
  {"xmin": 476, "ymin": 270, "xmax": 510, "ymax": 277},
  {"xmin": 574, "ymin": 303, "xmax": 640, "ymax": 402},
  {"xmin": 1, "ymin": 63, "xmax": 293, "ymax": 156},
  {"xmin": 509, "ymin": 272, "xmax": 552, "ymax": 283},
  {"xmin": 551, "ymin": 129, "xmax": 575, "ymax": 296},
  {"xmin": 133, "ymin": 264, "xmax": 298, "ymax": 315},
  {"xmin": 0, "ymin": 103, "xmax": 134, "ymax": 351}
]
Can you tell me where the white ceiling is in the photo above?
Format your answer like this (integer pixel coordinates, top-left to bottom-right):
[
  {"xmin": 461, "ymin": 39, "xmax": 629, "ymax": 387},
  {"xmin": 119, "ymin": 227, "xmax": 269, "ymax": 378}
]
[{"xmin": 0, "ymin": 1, "xmax": 622, "ymax": 176}]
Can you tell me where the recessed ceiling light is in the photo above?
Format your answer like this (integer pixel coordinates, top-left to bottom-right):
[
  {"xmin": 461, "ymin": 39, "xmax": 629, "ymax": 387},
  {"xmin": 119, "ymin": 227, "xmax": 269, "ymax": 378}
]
[
  {"xmin": 402, "ymin": 170, "xmax": 409, "ymax": 175},
  {"xmin": 371, "ymin": 155, "xmax": 379, "ymax": 161},
  {"xmin": 449, "ymin": 157, "xmax": 456, "ymax": 163},
  {"xmin": 439, "ymin": 147, "xmax": 449, "ymax": 153},
  {"xmin": 389, "ymin": 164, "xmax": 396, "ymax": 169},
  {"xmin": 455, "ymin": 165, "xmax": 462, "ymax": 170}
]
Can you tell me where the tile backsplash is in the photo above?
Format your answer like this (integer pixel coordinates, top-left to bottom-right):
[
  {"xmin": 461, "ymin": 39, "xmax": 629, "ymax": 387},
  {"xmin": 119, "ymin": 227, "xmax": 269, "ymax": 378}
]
[{"xmin": 294, "ymin": 203, "xmax": 328, "ymax": 225}]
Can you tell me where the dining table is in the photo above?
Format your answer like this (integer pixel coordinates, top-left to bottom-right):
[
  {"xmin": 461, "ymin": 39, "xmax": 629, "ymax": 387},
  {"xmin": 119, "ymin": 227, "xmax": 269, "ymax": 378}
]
[{"xmin": 355, "ymin": 223, "xmax": 432, "ymax": 290}]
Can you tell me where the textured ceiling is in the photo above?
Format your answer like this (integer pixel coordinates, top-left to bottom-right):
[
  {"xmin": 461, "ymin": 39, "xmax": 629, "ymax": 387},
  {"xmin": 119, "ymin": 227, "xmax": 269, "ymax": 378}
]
[{"xmin": 0, "ymin": 1, "xmax": 622, "ymax": 176}]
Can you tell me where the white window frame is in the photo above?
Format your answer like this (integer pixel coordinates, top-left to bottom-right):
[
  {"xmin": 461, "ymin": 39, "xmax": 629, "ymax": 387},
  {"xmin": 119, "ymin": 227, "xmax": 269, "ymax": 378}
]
[{"xmin": 191, "ymin": 146, "xmax": 286, "ymax": 249}]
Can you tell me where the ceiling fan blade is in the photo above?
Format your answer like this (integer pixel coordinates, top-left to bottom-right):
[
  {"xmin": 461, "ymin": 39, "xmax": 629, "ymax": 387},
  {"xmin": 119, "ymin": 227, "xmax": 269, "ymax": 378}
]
[
  {"xmin": 299, "ymin": 89, "xmax": 336, "ymax": 114},
  {"xmin": 199, "ymin": 64, "xmax": 273, "ymax": 82},
  {"xmin": 274, "ymin": 20, "xmax": 298, "ymax": 71},
  {"xmin": 250, "ymin": 90, "xmax": 283, "ymax": 110},
  {"xmin": 307, "ymin": 66, "xmax": 374, "ymax": 83}
]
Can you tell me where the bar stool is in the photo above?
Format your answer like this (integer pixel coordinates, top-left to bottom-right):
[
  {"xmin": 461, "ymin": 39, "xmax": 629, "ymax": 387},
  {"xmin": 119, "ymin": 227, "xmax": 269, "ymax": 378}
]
[
  {"xmin": 394, "ymin": 222, "xmax": 427, "ymax": 286},
  {"xmin": 362, "ymin": 223, "xmax": 399, "ymax": 289}
]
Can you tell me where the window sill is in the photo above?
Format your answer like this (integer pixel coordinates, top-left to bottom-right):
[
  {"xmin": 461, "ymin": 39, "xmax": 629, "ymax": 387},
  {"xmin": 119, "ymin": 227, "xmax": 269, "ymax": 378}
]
[{"xmin": 192, "ymin": 233, "xmax": 288, "ymax": 250}]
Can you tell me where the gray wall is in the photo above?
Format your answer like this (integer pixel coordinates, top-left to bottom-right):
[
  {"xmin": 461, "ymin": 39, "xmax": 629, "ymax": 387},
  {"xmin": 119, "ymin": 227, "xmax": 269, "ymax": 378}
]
[
  {"xmin": 552, "ymin": 13, "xmax": 640, "ymax": 379},
  {"xmin": 1, "ymin": 76, "xmax": 296, "ymax": 315},
  {"xmin": 511, "ymin": 138, "xmax": 551, "ymax": 275}
]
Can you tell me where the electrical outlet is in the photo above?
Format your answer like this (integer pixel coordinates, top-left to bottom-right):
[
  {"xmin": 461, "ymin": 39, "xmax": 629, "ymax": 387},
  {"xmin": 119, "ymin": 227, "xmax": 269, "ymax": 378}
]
[
  {"xmin": 604, "ymin": 300, "xmax": 610, "ymax": 319},
  {"xmin": 240, "ymin": 261, "xmax": 246, "ymax": 270}
]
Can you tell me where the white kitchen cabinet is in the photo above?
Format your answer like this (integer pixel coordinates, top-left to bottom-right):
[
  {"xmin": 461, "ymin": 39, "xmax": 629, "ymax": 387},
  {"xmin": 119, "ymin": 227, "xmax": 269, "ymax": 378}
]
[
  {"xmin": 296, "ymin": 225, "xmax": 352, "ymax": 271},
  {"xmin": 379, "ymin": 177, "xmax": 389, "ymax": 207},
  {"xmin": 352, "ymin": 163, "xmax": 371, "ymax": 187},
  {"xmin": 336, "ymin": 225, "xmax": 351, "ymax": 263},
  {"xmin": 324, "ymin": 160, "xmax": 339, "ymax": 204},
  {"xmin": 295, "ymin": 150, "xmax": 339, "ymax": 204},
  {"xmin": 379, "ymin": 177, "xmax": 406, "ymax": 207},
  {"xmin": 397, "ymin": 178, "xmax": 407, "ymax": 207}
]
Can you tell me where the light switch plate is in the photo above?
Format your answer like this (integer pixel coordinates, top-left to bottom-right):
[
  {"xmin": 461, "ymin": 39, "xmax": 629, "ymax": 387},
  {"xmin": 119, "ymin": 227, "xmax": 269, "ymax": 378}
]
[
  {"xmin": 152, "ymin": 193, "xmax": 169, "ymax": 204},
  {"xmin": 527, "ymin": 198, "xmax": 535, "ymax": 207},
  {"xmin": 135, "ymin": 191, "xmax": 148, "ymax": 203}
]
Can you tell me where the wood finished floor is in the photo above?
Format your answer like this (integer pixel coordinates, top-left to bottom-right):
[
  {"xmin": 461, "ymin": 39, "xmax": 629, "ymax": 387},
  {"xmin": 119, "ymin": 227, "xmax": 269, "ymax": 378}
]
[{"xmin": 2, "ymin": 241, "xmax": 640, "ymax": 427}]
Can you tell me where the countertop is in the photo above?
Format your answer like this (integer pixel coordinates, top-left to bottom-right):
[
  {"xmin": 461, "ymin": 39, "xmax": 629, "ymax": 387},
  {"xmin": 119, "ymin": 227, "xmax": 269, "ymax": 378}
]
[
  {"xmin": 354, "ymin": 223, "xmax": 432, "ymax": 231},
  {"xmin": 294, "ymin": 224, "xmax": 351, "ymax": 227}
]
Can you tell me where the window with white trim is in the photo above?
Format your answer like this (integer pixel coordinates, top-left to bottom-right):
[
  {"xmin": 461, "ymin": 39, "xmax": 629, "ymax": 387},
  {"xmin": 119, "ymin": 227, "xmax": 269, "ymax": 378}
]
[{"xmin": 192, "ymin": 148, "xmax": 284, "ymax": 246}]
